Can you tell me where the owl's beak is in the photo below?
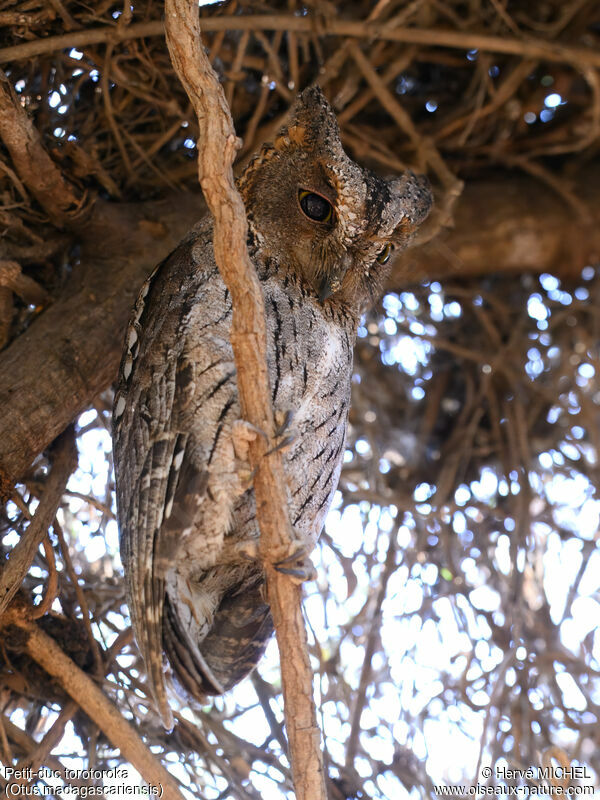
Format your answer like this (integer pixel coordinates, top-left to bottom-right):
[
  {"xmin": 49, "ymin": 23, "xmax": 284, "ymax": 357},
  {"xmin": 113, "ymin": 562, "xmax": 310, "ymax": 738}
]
[
  {"xmin": 318, "ymin": 276, "xmax": 337, "ymax": 303},
  {"xmin": 317, "ymin": 256, "xmax": 352, "ymax": 303}
]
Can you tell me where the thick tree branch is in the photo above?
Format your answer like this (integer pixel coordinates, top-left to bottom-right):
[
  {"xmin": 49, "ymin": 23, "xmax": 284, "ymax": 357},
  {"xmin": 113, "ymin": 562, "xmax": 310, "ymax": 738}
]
[
  {"xmin": 0, "ymin": 193, "xmax": 204, "ymax": 499},
  {"xmin": 2, "ymin": 16, "xmax": 600, "ymax": 69},
  {"xmin": 164, "ymin": 3, "xmax": 327, "ymax": 799},
  {"xmin": 0, "ymin": 173, "xmax": 597, "ymax": 495},
  {"xmin": 397, "ymin": 172, "xmax": 598, "ymax": 287}
]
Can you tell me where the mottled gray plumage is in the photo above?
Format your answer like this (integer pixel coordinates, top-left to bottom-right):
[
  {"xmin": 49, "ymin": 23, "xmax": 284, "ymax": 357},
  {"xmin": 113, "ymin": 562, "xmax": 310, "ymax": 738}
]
[{"xmin": 113, "ymin": 87, "xmax": 432, "ymax": 728}]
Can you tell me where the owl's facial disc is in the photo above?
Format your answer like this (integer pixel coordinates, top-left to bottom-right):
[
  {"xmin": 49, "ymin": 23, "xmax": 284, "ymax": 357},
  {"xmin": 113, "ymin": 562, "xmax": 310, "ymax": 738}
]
[{"xmin": 239, "ymin": 86, "xmax": 433, "ymax": 313}]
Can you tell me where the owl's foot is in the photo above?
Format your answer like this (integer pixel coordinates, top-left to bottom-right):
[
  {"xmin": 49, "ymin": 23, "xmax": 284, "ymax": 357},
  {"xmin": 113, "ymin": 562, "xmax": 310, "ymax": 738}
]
[
  {"xmin": 231, "ymin": 419, "xmax": 266, "ymax": 462},
  {"xmin": 224, "ymin": 539, "xmax": 316, "ymax": 583},
  {"xmin": 232, "ymin": 419, "xmax": 267, "ymax": 488},
  {"xmin": 274, "ymin": 544, "xmax": 317, "ymax": 583},
  {"xmin": 226, "ymin": 536, "xmax": 316, "ymax": 582},
  {"xmin": 235, "ymin": 539, "xmax": 260, "ymax": 561}
]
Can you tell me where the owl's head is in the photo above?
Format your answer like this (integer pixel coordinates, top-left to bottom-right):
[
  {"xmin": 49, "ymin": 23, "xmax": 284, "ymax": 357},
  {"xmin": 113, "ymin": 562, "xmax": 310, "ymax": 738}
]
[{"xmin": 239, "ymin": 87, "xmax": 432, "ymax": 315}]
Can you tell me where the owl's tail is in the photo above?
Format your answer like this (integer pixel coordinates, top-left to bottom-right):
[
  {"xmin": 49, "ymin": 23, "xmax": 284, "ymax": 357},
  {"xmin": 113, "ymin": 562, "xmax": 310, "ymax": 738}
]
[{"xmin": 163, "ymin": 568, "xmax": 274, "ymax": 701}]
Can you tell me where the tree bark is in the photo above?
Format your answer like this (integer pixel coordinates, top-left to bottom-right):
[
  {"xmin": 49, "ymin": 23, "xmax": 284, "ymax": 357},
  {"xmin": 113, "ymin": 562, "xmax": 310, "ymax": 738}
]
[
  {"xmin": 400, "ymin": 170, "xmax": 599, "ymax": 286},
  {"xmin": 0, "ymin": 170, "xmax": 598, "ymax": 494}
]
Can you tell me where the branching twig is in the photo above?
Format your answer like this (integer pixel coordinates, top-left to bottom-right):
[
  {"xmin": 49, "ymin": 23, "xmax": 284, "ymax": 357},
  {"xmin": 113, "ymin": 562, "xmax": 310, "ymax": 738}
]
[
  {"xmin": 0, "ymin": 427, "xmax": 76, "ymax": 616},
  {"xmin": 346, "ymin": 521, "xmax": 399, "ymax": 767},
  {"xmin": 164, "ymin": 3, "xmax": 327, "ymax": 799},
  {"xmin": 3, "ymin": 16, "xmax": 600, "ymax": 69},
  {"xmin": 1, "ymin": 602, "xmax": 186, "ymax": 798}
]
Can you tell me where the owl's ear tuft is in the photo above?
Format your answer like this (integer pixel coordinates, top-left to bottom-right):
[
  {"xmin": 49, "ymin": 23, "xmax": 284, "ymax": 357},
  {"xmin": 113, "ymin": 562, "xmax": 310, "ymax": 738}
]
[
  {"xmin": 274, "ymin": 124, "xmax": 306, "ymax": 151},
  {"xmin": 283, "ymin": 86, "xmax": 342, "ymax": 153}
]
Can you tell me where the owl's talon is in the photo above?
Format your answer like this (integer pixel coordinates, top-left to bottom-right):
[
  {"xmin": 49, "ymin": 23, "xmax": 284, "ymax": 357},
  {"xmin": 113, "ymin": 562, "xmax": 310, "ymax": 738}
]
[
  {"xmin": 274, "ymin": 408, "xmax": 294, "ymax": 438},
  {"xmin": 274, "ymin": 545, "xmax": 316, "ymax": 583},
  {"xmin": 236, "ymin": 540, "xmax": 260, "ymax": 561},
  {"xmin": 265, "ymin": 408, "xmax": 297, "ymax": 455},
  {"xmin": 275, "ymin": 562, "xmax": 317, "ymax": 583},
  {"xmin": 275, "ymin": 545, "xmax": 307, "ymax": 566}
]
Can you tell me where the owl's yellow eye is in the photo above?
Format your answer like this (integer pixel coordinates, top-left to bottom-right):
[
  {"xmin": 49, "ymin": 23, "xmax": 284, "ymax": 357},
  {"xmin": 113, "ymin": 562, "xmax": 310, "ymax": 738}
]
[
  {"xmin": 298, "ymin": 190, "xmax": 333, "ymax": 223},
  {"xmin": 376, "ymin": 243, "xmax": 394, "ymax": 264}
]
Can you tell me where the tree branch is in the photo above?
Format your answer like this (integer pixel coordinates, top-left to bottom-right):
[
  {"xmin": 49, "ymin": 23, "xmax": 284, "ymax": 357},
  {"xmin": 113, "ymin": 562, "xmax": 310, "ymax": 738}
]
[
  {"xmin": 164, "ymin": 3, "xmax": 327, "ymax": 799},
  {"xmin": 0, "ymin": 603, "xmax": 186, "ymax": 798},
  {"xmin": 0, "ymin": 71, "xmax": 83, "ymax": 226},
  {"xmin": 2, "ymin": 15, "xmax": 600, "ymax": 69},
  {"xmin": 0, "ymin": 427, "xmax": 76, "ymax": 617},
  {"xmin": 0, "ymin": 192, "xmax": 204, "ymax": 497}
]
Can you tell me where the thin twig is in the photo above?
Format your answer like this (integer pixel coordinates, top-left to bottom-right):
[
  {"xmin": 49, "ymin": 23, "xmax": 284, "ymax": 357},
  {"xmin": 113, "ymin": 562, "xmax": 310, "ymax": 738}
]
[
  {"xmin": 30, "ymin": 535, "xmax": 59, "ymax": 619},
  {"xmin": 54, "ymin": 517, "xmax": 104, "ymax": 676},
  {"xmin": 16, "ymin": 700, "xmax": 78, "ymax": 772},
  {"xmin": 346, "ymin": 521, "xmax": 399, "ymax": 767},
  {"xmin": 0, "ymin": 427, "xmax": 76, "ymax": 617}
]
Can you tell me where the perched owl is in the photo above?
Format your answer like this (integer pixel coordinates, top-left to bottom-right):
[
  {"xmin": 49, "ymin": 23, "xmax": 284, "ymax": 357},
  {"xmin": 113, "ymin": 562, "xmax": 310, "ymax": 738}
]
[{"xmin": 113, "ymin": 87, "xmax": 432, "ymax": 728}]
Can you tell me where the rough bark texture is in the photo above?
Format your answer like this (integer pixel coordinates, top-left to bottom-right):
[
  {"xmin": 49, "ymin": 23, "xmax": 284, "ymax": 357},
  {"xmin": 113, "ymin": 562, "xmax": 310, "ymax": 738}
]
[
  {"xmin": 401, "ymin": 171, "xmax": 600, "ymax": 285},
  {"xmin": 0, "ymin": 71, "xmax": 82, "ymax": 224}
]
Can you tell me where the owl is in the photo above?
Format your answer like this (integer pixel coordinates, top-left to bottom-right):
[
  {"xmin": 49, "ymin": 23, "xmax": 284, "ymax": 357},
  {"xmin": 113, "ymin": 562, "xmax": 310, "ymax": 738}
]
[{"xmin": 113, "ymin": 87, "xmax": 432, "ymax": 729}]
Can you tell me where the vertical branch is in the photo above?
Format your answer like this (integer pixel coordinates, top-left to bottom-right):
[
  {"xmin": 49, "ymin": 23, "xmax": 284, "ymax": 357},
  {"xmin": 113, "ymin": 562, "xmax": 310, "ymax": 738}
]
[
  {"xmin": 346, "ymin": 523, "xmax": 399, "ymax": 767},
  {"xmin": 163, "ymin": 4, "xmax": 327, "ymax": 800}
]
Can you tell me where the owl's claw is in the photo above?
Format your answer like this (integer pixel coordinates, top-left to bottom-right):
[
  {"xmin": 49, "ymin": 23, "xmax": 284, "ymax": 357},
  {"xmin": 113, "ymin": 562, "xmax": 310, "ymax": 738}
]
[
  {"xmin": 274, "ymin": 408, "xmax": 294, "ymax": 438},
  {"xmin": 235, "ymin": 540, "xmax": 260, "ymax": 561},
  {"xmin": 274, "ymin": 545, "xmax": 317, "ymax": 583},
  {"xmin": 266, "ymin": 408, "xmax": 297, "ymax": 455}
]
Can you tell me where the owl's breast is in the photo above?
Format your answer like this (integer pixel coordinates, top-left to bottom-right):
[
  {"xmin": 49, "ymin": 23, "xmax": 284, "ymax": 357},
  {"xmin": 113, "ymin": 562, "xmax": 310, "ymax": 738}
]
[{"xmin": 263, "ymin": 279, "xmax": 356, "ymax": 547}]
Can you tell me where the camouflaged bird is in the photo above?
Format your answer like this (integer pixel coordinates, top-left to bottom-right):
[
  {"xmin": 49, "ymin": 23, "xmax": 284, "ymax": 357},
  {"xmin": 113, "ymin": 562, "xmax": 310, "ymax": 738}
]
[{"xmin": 113, "ymin": 87, "xmax": 432, "ymax": 729}]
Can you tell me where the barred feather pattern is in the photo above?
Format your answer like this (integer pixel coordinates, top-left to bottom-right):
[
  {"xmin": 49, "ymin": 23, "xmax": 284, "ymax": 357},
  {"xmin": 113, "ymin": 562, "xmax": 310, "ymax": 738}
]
[
  {"xmin": 113, "ymin": 220, "xmax": 355, "ymax": 725},
  {"xmin": 113, "ymin": 87, "xmax": 432, "ymax": 728}
]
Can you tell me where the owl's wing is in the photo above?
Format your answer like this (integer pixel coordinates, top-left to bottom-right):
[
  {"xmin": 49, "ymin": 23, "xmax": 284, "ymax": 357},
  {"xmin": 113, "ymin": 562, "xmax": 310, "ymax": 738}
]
[{"xmin": 113, "ymin": 250, "xmax": 207, "ymax": 730}]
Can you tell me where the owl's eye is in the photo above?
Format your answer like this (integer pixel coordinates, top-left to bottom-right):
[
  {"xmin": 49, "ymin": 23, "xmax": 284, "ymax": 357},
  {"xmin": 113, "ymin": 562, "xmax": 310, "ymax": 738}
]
[
  {"xmin": 376, "ymin": 243, "xmax": 394, "ymax": 264},
  {"xmin": 298, "ymin": 190, "xmax": 333, "ymax": 223}
]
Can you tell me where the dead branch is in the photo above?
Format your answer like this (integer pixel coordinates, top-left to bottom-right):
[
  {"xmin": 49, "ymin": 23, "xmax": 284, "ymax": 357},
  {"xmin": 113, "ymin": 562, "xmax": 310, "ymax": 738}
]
[
  {"xmin": 164, "ymin": 2, "xmax": 327, "ymax": 798},
  {"xmin": 2, "ymin": 16, "xmax": 600, "ymax": 70}
]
